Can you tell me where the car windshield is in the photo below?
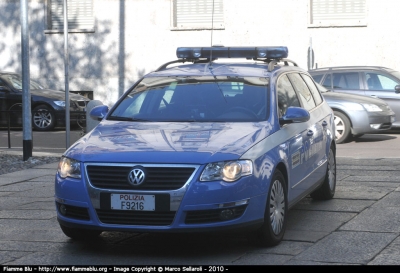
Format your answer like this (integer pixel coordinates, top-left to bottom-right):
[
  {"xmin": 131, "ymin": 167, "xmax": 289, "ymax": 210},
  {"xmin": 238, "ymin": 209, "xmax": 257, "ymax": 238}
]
[
  {"xmin": 2, "ymin": 74, "xmax": 44, "ymax": 90},
  {"xmin": 109, "ymin": 76, "xmax": 269, "ymax": 122}
]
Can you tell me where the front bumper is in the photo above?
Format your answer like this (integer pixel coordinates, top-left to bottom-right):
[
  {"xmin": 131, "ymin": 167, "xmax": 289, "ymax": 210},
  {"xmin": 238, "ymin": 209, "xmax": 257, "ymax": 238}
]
[
  {"xmin": 350, "ymin": 110, "xmax": 394, "ymax": 135},
  {"xmin": 54, "ymin": 163, "xmax": 268, "ymax": 233}
]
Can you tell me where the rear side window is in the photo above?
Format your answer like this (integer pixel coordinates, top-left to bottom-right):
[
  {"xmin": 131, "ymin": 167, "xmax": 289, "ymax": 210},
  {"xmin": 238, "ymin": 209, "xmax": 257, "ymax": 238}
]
[
  {"xmin": 322, "ymin": 74, "xmax": 332, "ymax": 89},
  {"xmin": 332, "ymin": 72, "xmax": 360, "ymax": 89},
  {"xmin": 311, "ymin": 74, "xmax": 323, "ymax": 84},
  {"xmin": 301, "ymin": 74, "xmax": 323, "ymax": 106},
  {"xmin": 287, "ymin": 73, "xmax": 316, "ymax": 111}
]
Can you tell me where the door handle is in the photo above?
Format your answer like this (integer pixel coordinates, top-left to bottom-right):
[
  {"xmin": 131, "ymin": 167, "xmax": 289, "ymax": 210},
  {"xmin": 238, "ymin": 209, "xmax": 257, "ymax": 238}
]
[{"xmin": 370, "ymin": 95, "xmax": 378, "ymax": 98}]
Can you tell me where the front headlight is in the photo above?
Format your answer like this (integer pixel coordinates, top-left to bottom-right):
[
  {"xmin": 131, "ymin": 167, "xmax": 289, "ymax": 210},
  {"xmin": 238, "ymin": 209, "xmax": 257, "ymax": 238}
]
[
  {"xmin": 58, "ymin": 157, "xmax": 81, "ymax": 179},
  {"xmin": 54, "ymin": 101, "xmax": 66, "ymax": 107},
  {"xmin": 200, "ymin": 160, "xmax": 253, "ymax": 182},
  {"xmin": 362, "ymin": 104, "xmax": 382, "ymax": 112}
]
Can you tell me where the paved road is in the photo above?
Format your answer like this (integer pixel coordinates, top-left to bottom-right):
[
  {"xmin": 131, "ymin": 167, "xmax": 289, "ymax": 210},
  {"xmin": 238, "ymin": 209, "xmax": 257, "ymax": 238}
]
[
  {"xmin": 0, "ymin": 130, "xmax": 400, "ymax": 265},
  {"xmin": 0, "ymin": 127, "xmax": 84, "ymax": 156}
]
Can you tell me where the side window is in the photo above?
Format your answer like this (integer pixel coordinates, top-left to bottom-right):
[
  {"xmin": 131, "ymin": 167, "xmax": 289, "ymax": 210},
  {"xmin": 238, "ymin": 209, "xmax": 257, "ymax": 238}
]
[
  {"xmin": 311, "ymin": 74, "xmax": 323, "ymax": 84},
  {"xmin": 332, "ymin": 72, "xmax": 360, "ymax": 89},
  {"xmin": 322, "ymin": 74, "xmax": 332, "ymax": 89},
  {"xmin": 172, "ymin": 0, "xmax": 225, "ymax": 30},
  {"xmin": 301, "ymin": 74, "xmax": 323, "ymax": 106},
  {"xmin": 287, "ymin": 73, "xmax": 316, "ymax": 111},
  {"xmin": 46, "ymin": 0, "xmax": 94, "ymax": 33},
  {"xmin": 309, "ymin": 0, "xmax": 367, "ymax": 27},
  {"xmin": 276, "ymin": 75, "xmax": 301, "ymax": 117},
  {"xmin": 365, "ymin": 72, "xmax": 399, "ymax": 91}
]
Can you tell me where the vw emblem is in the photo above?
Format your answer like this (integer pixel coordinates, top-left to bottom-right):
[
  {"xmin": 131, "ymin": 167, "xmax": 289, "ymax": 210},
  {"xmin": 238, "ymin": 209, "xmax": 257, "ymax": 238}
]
[{"xmin": 128, "ymin": 167, "xmax": 146, "ymax": 186}]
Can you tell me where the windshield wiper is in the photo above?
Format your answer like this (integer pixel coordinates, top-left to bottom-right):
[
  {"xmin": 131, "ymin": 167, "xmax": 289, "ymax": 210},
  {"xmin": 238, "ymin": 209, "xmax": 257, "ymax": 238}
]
[{"xmin": 108, "ymin": 116, "xmax": 150, "ymax": 121}]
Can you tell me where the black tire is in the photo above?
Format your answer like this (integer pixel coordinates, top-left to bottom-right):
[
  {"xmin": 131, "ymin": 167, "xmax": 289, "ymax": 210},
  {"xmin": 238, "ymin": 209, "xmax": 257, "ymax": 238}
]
[
  {"xmin": 250, "ymin": 170, "xmax": 288, "ymax": 247},
  {"xmin": 60, "ymin": 224, "xmax": 102, "ymax": 240},
  {"xmin": 32, "ymin": 105, "xmax": 56, "ymax": 131},
  {"xmin": 352, "ymin": 134, "xmax": 364, "ymax": 139},
  {"xmin": 310, "ymin": 146, "xmax": 336, "ymax": 200},
  {"xmin": 333, "ymin": 111, "xmax": 351, "ymax": 144}
]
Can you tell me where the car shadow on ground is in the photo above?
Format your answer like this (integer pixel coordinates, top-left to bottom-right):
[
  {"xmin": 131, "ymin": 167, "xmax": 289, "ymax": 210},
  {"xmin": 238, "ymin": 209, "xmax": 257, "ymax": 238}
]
[{"xmin": 351, "ymin": 134, "xmax": 397, "ymax": 143}]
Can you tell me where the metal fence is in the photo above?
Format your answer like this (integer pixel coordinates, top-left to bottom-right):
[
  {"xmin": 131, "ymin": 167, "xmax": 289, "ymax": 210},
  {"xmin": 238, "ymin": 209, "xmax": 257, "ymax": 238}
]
[{"xmin": 0, "ymin": 109, "xmax": 86, "ymax": 148}]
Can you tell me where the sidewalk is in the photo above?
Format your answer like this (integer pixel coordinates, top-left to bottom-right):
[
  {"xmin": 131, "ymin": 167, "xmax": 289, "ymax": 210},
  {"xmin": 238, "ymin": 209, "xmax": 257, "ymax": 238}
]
[{"xmin": 0, "ymin": 155, "xmax": 399, "ymax": 265}]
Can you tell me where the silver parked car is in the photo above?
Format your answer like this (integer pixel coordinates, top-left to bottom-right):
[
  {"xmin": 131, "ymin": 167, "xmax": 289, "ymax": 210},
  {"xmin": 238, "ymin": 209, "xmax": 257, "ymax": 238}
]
[
  {"xmin": 309, "ymin": 66, "xmax": 400, "ymax": 128},
  {"xmin": 317, "ymin": 83, "xmax": 395, "ymax": 144}
]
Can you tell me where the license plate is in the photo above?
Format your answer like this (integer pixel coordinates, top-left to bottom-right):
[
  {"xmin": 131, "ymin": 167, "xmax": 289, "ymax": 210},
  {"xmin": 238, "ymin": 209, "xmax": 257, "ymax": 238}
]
[{"xmin": 111, "ymin": 194, "xmax": 155, "ymax": 211}]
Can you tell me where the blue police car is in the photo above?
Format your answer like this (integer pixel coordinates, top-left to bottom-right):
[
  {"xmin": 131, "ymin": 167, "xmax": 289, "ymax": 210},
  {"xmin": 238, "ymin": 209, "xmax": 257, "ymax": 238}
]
[{"xmin": 55, "ymin": 46, "xmax": 336, "ymax": 247}]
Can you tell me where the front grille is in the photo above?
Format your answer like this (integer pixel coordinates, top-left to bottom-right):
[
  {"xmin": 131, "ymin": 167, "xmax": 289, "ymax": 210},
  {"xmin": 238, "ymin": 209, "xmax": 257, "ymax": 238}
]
[
  {"xmin": 96, "ymin": 209, "xmax": 176, "ymax": 225},
  {"xmin": 56, "ymin": 202, "xmax": 90, "ymax": 220},
  {"xmin": 185, "ymin": 205, "xmax": 247, "ymax": 224},
  {"xmin": 76, "ymin": 100, "xmax": 88, "ymax": 107},
  {"xmin": 86, "ymin": 165, "xmax": 196, "ymax": 190}
]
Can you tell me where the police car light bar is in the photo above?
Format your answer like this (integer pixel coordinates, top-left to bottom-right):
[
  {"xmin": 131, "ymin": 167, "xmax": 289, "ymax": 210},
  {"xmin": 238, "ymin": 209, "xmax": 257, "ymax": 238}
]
[{"xmin": 176, "ymin": 46, "xmax": 288, "ymax": 60}]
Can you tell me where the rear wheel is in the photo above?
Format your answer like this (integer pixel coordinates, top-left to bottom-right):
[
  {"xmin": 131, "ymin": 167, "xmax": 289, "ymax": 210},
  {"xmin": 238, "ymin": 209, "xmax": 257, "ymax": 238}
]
[
  {"xmin": 333, "ymin": 111, "xmax": 351, "ymax": 144},
  {"xmin": 60, "ymin": 224, "xmax": 102, "ymax": 240},
  {"xmin": 32, "ymin": 105, "xmax": 56, "ymax": 131},
  {"xmin": 310, "ymin": 146, "xmax": 336, "ymax": 200},
  {"xmin": 250, "ymin": 170, "xmax": 287, "ymax": 247}
]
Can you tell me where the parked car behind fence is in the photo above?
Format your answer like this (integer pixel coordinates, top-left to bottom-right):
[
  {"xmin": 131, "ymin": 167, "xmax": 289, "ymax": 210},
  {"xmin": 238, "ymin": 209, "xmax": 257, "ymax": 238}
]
[{"xmin": 0, "ymin": 71, "xmax": 91, "ymax": 131}]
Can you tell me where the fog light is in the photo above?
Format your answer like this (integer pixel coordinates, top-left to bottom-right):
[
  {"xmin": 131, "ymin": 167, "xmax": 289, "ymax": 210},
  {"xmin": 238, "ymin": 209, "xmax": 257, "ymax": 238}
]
[
  {"xmin": 59, "ymin": 204, "xmax": 67, "ymax": 216},
  {"xmin": 220, "ymin": 209, "xmax": 235, "ymax": 220},
  {"xmin": 370, "ymin": 124, "xmax": 381, "ymax": 129}
]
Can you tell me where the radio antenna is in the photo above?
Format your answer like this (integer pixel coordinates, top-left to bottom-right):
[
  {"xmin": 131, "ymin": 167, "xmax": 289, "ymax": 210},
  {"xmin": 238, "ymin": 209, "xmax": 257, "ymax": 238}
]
[{"xmin": 210, "ymin": 0, "xmax": 215, "ymax": 64}]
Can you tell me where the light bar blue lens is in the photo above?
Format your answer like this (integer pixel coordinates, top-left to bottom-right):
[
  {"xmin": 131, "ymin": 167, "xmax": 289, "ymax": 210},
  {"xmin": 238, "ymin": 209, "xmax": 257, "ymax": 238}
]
[{"xmin": 176, "ymin": 46, "xmax": 288, "ymax": 59}]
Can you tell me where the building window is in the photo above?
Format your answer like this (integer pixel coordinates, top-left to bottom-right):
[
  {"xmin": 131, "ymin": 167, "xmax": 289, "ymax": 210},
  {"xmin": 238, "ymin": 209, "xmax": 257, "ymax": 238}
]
[
  {"xmin": 172, "ymin": 0, "xmax": 225, "ymax": 30},
  {"xmin": 309, "ymin": 0, "xmax": 367, "ymax": 27},
  {"xmin": 46, "ymin": 0, "xmax": 94, "ymax": 33}
]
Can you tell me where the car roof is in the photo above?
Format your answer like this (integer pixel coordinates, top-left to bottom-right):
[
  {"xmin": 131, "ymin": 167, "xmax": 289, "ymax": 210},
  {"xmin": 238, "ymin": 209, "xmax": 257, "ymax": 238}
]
[
  {"xmin": 148, "ymin": 61, "xmax": 307, "ymax": 78},
  {"xmin": 309, "ymin": 66, "xmax": 397, "ymax": 73}
]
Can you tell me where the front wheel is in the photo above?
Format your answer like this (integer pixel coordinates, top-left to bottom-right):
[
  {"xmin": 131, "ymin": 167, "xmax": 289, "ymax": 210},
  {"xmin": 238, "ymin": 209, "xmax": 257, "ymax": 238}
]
[
  {"xmin": 310, "ymin": 146, "xmax": 336, "ymax": 200},
  {"xmin": 32, "ymin": 105, "xmax": 56, "ymax": 131},
  {"xmin": 250, "ymin": 170, "xmax": 287, "ymax": 247},
  {"xmin": 333, "ymin": 111, "xmax": 351, "ymax": 144}
]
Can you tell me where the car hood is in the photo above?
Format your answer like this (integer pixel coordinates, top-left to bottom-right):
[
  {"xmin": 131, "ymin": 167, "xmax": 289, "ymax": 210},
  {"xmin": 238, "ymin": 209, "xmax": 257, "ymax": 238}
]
[
  {"xmin": 322, "ymin": 91, "xmax": 387, "ymax": 105},
  {"xmin": 65, "ymin": 120, "xmax": 274, "ymax": 164},
  {"xmin": 31, "ymin": 88, "xmax": 89, "ymax": 101}
]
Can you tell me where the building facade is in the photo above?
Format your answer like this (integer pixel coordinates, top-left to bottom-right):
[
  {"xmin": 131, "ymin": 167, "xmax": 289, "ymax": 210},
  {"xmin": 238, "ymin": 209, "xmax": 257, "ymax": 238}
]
[{"xmin": 0, "ymin": 0, "xmax": 399, "ymax": 106}]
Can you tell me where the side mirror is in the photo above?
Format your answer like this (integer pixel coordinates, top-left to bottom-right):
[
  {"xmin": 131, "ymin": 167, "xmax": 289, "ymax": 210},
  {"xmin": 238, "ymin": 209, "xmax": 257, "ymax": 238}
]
[
  {"xmin": 279, "ymin": 107, "xmax": 310, "ymax": 126},
  {"xmin": 90, "ymin": 105, "xmax": 109, "ymax": 121},
  {"xmin": 395, "ymin": 85, "xmax": 400, "ymax": 94}
]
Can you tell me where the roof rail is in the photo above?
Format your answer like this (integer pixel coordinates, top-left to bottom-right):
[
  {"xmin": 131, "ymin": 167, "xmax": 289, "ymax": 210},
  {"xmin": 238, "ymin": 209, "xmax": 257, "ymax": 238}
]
[
  {"xmin": 155, "ymin": 59, "xmax": 211, "ymax": 72},
  {"xmin": 267, "ymin": 58, "xmax": 298, "ymax": 72}
]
